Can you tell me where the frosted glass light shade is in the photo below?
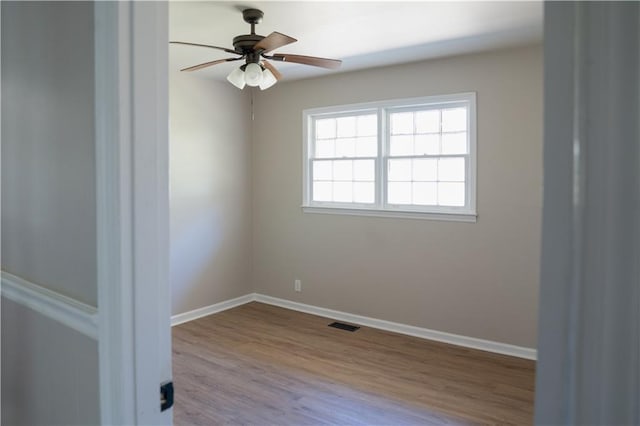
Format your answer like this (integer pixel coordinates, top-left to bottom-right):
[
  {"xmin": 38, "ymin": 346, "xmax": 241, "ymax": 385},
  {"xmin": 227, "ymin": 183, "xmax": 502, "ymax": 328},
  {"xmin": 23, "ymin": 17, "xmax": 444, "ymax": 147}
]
[
  {"xmin": 259, "ymin": 68, "xmax": 277, "ymax": 90},
  {"xmin": 226, "ymin": 67, "xmax": 246, "ymax": 89},
  {"xmin": 244, "ymin": 63, "xmax": 263, "ymax": 87}
]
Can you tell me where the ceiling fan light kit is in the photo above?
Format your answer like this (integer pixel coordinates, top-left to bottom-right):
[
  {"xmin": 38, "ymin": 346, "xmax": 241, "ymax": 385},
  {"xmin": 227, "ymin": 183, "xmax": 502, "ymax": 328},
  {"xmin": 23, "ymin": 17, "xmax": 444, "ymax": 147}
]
[
  {"xmin": 243, "ymin": 63, "xmax": 264, "ymax": 86},
  {"xmin": 259, "ymin": 68, "xmax": 278, "ymax": 90},
  {"xmin": 171, "ymin": 8, "xmax": 342, "ymax": 90},
  {"xmin": 226, "ymin": 67, "xmax": 246, "ymax": 89}
]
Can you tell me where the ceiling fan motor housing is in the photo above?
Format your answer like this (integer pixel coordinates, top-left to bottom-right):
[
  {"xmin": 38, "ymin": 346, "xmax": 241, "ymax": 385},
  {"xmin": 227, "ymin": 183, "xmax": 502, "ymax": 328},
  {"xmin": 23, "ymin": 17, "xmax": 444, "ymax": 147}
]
[
  {"xmin": 234, "ymin": 9, "xmax": 266, "ymax": 57},
  {"xmin": 232, "ymin": 34, "xmax": 265, "ymax": 56}
]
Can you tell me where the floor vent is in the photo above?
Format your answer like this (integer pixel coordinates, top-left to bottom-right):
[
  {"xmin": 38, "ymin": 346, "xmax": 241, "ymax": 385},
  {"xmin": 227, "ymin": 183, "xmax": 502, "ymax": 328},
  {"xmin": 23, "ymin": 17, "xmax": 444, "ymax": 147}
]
[{"xmin": 328, "ymin": 322, "xmax": 360, "ymax": 332}]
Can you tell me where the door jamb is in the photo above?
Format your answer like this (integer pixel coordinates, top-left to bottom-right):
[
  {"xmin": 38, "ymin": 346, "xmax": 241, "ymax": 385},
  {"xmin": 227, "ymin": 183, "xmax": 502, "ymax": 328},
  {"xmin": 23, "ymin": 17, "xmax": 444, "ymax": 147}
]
[{"xmin": 95, "ymin": 3, "xmax": 171, "ymax": 424}]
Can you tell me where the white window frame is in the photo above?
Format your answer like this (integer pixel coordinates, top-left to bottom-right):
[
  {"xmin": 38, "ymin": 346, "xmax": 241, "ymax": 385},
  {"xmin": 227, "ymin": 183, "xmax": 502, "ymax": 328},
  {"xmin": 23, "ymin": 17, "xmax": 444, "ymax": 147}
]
[{"xmin": 302, "ymin": 93, "xmax": 477, "ymax": 222}]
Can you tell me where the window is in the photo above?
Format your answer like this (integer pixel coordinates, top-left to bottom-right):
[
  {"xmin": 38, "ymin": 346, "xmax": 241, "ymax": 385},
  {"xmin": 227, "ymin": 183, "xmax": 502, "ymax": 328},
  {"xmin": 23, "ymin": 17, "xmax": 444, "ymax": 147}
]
[{"xmin": 303, "ymin": 93, "xmax": 476, "ymax": 221}]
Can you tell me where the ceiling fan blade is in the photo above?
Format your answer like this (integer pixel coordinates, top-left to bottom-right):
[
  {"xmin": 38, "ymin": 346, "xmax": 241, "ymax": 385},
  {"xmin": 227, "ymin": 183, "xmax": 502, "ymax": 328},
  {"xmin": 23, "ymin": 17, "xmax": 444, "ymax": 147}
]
[
  {"xmin": 170, "ymin": 41, "xmax": 239, "ymax": 55},
  {"xmin": 253, "ymin": 32, "xmax": 297, "ymax": 53},
  {"xmin": 270, "ymin": 54, "xmax": 342, "ymax": 69},
  {"xmin": 180, "ymin": 57, "xmax": 243, "ymax": 72},
  {"xmin": 261, "ymin": 60, "xmax": 282, "ymax": 80}
]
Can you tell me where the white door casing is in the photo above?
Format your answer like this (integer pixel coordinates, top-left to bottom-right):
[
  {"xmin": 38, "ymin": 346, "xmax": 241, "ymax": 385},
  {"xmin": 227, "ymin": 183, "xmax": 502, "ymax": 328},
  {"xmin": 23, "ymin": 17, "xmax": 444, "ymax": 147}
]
[
  {"xmin": 535, "ymin": 2, "xmax": 640, "ymax": 424},
  {"xmin": 95, "ymin": 2, "xmax": 172, "ymax": 424}
]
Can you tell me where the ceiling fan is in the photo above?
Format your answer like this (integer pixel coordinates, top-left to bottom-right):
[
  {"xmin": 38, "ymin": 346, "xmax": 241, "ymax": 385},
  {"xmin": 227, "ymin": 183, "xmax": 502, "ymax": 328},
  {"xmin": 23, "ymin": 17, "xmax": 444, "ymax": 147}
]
[{"xmin": 170, "ymin": 8, "xmax": 342, "ymax": 90}]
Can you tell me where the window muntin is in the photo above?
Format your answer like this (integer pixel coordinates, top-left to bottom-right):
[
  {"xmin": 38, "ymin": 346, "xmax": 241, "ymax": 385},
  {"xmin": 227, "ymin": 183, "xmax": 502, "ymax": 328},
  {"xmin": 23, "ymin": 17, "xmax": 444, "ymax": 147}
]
[{"xmin": 304, "ymin": 94, "xmax": 476, "ymax": 220}]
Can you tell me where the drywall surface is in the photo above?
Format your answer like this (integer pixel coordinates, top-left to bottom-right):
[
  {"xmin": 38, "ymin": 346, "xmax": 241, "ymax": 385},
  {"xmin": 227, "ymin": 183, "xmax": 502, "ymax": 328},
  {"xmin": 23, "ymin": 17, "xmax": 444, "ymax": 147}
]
[
  {"xmin": 1, "ymin": 298, "xmax": 100, "ymax": 425},
  {"xmin": 252, "ymin": 45, "xmax": 542, "ymax": 348},
  {"xmin": 1, "ymin": 4, "xmax": 100, "ymax": 424},
  {"xmin": 170, "ymin": 71, "xmax": 253, "ymax": 315},
  {"xmin": 1, "ymin": 1, "xmax": 97, "ymax": 306}
]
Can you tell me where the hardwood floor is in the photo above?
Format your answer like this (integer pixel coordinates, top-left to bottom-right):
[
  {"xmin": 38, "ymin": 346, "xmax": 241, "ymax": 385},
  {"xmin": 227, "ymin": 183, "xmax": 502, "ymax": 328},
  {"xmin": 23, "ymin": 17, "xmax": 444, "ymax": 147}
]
[{"xmin": 172, "ymin": 302, "xmax": 535, "ymax": 425}]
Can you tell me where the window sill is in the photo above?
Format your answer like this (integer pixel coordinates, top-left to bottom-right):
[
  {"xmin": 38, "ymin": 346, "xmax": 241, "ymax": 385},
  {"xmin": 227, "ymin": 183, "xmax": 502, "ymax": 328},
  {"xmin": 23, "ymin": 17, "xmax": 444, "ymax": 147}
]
[{"xmin": 301, "ymin": 206, "xmax": 477, "ymax": 223}]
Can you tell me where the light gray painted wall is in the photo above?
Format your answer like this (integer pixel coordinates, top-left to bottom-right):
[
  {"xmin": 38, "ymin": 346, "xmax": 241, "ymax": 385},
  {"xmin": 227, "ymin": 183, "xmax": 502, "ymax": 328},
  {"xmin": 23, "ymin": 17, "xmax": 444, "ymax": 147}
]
[
  {"xmin": 1, "ymin": 3, "xmax": 100, "ymax": 424},
  {"xmin": 252, "ymin": 45, "xmax": 543, "ymax": 348},
  {"xmin": 1, "ymin": 299, "xmax": 99, "ymax": 426},
  {"xmin": 170, "ymin": 71, "xmax": 253, "ymax": 315},
  {"xmin": 1, "ymin": 1, "xmax": 96, "ymax": 306}
]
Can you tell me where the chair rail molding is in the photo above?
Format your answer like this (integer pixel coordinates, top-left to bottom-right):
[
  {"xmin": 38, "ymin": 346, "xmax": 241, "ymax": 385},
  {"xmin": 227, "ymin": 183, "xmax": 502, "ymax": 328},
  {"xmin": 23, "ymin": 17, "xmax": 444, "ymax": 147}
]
[{"xmin": 1, "ymin": 271, "xmax": 98, "ymax": 339}]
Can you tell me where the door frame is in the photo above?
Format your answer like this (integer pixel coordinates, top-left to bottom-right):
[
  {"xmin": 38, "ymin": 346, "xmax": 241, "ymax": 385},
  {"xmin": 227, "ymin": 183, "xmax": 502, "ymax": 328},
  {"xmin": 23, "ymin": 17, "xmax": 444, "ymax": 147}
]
[{"xmin": 95, "ymin": 2, "xmax": 171, "ymax": 424}]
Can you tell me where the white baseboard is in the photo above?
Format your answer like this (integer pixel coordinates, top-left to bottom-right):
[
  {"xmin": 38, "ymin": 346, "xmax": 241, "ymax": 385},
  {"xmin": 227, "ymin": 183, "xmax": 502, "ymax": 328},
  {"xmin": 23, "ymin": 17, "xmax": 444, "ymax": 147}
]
[
  {"xmin": 1, "ymin": 270, "xmax": 537, "ymax": 360},
  {"xmin": 254, "ymin": 294, "xmax": 537, "ymax": 360},
  {"xmin": 1, "ymin": 271, "xmax": 99, "ymax": 339},
  {"xmin": 172, "ymin": 292, "xmax": 536, "ymax": 360},
  {"xmin": 171, "ymin": 293, "xmax": 254, "ymax": 326}
]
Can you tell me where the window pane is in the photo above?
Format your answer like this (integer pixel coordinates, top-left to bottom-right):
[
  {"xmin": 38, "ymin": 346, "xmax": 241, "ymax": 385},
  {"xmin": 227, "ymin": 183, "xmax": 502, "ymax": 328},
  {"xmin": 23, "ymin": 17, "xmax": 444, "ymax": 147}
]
[
  {"xmin": 313, "ymin": 160, "xmax": 332, "ymax": 181},
  {"xmin": 442, "ymin": 108, "xmax": 467, "ymax": 132},
  {"xmin": 355, "ymin": 136, "xmax": 377, "ymax": 157},
  {"xmin": 415, "ymin": 110, "xmax": 440, "ymax": 133},
  {"xmin": 333, "ymin": 160, "xmax": 353, "ymax": 181},
  {"xmin": 388, "ymin": 159, "xmax": 412, "ymax": 181},
  {"xmin": 412, "ymin": 158, "xmax": 438, "ymax": 181},
  {"xmin": 390, "ymin": 135, "xmax": 413, "ymax": 156},
  {"xmin": 357, "ymin": 114, "xmax": 377, "ymax": 136},
  {"xmin": 388, "ymin": 182, "xmax": 412, "ymax": 204},
  {"xmin": 353, "ymin": 160, "xmax": 375, "ymax": 181},
  {"xmin": 390, "ymin": 112, "xmax": 414, "ymax": 134},
  {"xmin": 438, "ymin": 182, "xmax": 465, "ymax": 206},
  {"xmin": 315, "ymin": 139, "xmax": 335, "ymax": 158},
  {"xmin": 335, "ymin": 137, "xmax": 356, "ymax": 157},
  {"xmin": 412, "ymin": 182, "xmax": 438, "ymax": 205},
  {"xmin": 414, "ymin": 134, "xmax": 440, "ymax": 155},
  {"xmin": 336, "ymin": 116, "xmax": 357, "ymax": 137},
  {"xmin": 316, "ymin": 118, "xmax": 336, "ymax": 139},
  {"xmin": 438, "ymin": 157, "xmax": 465, "ymax": 181},
  {"xmin": 313, "ymin": 182, "xmax": 332, "ymax": 201},
  {"xmin": 307, "ymin": 96, "xmax": 474, "ymax": 212},
  {"xmin": 441, "ymin": 132, "xmax": 467, "ymax": 154},
  {"xmin": 333, "ymin": 181, "xmax": 353, "ymax": 202},
  {"xmin": 354, "ymin": 182, "xmax": 375, "ymax": 203}
]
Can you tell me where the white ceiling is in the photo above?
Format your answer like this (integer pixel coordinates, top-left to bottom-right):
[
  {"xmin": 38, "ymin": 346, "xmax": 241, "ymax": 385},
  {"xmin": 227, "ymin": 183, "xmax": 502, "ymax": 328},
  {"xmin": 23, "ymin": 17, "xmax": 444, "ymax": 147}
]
[{"xmin": 169, "ymin": 1, "xmax": 543, "ymax": 82}]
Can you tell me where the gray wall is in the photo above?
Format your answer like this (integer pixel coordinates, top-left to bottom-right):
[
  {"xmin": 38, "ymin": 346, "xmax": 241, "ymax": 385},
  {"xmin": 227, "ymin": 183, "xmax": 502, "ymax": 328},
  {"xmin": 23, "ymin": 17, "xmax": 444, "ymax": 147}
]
[
  {"xmin": 170, "ymin": 71, "xmax": 253, "ymax": 315},
  {"xmin": 1, "ymin": 1, "xmax": 96, "ymax": 306},
  {"xmin": 251, "ymin": 45, "xmax": 543, "ymax": 348},
  {"xmin": 1, "ymin": 299, "xmax": 99, "ymax": 426},
  {"xmin": 1, "ymin": 2, "xmax": 100, "ymax": 424}
]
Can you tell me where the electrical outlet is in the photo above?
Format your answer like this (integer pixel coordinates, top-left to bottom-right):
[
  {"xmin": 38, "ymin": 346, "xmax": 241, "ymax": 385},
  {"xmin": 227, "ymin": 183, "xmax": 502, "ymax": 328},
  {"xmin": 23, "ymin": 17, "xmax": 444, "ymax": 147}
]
[{"xmin": 294, "ymin": 279, "xmax": 302, "ymax": 292}]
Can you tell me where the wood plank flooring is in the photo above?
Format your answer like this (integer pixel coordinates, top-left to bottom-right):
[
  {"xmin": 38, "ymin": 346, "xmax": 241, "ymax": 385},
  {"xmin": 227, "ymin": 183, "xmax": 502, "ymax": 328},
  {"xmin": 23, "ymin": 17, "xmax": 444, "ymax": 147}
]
[{"xmin": 172, "ymin": 302, "xmax": 535, "ymax": 425}]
